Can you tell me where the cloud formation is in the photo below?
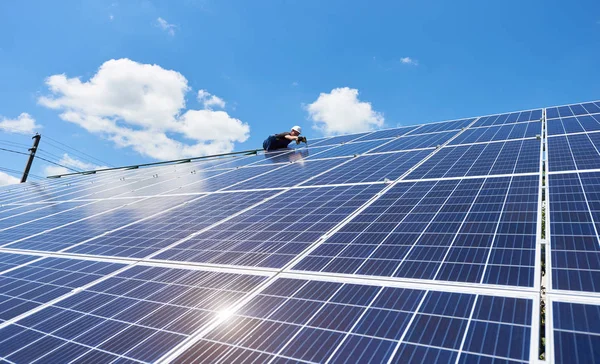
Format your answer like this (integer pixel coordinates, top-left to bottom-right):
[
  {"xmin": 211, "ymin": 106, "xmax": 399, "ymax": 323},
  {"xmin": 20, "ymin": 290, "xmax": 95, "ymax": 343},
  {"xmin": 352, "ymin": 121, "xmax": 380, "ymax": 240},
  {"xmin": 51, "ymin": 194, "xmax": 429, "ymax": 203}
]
[
  {"xmin": 305, "ymin": 87, "xmax": 384, "ymax": 136},
  {"xmin": 38, "ymin": 58, "xmax": 250, "ymax": 160},
  {"xmin": 0, "ymin": 113, "xmax": 41, "ymax": 134},
  {"xmin": 157, "ymin": 17, "xmax": 176, "ymax": 36},
  {"xmin": 400, "ymin": 57, "xmax": 418, "ymax": 66},
  {"xmin": 0, "ymin": 171, "xmax": 19, "ymax": 186},
  {"xmin": 197, "ymin": 90, "xmax": 226, "ymax": 109}
]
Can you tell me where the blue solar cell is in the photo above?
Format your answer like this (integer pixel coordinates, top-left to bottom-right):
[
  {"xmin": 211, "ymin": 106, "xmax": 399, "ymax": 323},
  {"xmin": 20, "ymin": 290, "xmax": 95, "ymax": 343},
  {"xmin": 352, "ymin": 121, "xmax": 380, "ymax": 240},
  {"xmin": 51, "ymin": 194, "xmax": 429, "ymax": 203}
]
[
  {"xmin": 3, "ymin": 196, "xmax": 192, "ymax": 251},
  {"xmin": 369, "ymin": 131, "xmax": 457, "ymax": 153},
  {"xmin": 408, "ymin": 118, "xmax": 475, "ymax": 135},
  {"xmin": 548, "ymin": 133, "xmax": 600, "ymax": 172},
  {"xmin": 0, "ymin": 252, "xmax": 39, "ymax": 272},
  {"xmin": 549, "ymin": 172, "xmax": 600, "ymax": 292},
  {"xmin": 408, "ymin": 139, "xmax": 540, "ymax": 179},
  {"xmin": 225, "ymin": 159, "xmax": 348, "ymax": 191},
  {"xmin": 294, "ymin": 175, "xmax": 538, "ymax": 287},
  {"xmin": 449, "ymin": 122, "xmax": 541, "ymax": 145},
  {"xmin": 154, "ymin": 184, "xmax": 384, "ymax": 268},
  {"xmin": 173, "ymin": 165, "xmax": 283, "ymax": 194},
  {"xmin": 473, "ymin": 110, "xmax": 542, "ymax": 127},
  {"xmin": 0, "ymin": 266, "xmax": 267, "ymax": 363},
  {"xmin": 303, "ymin": 150, "xmax": 431, "ymax": 186},
  {"xmin": 305, "ymin": 140, "xmax": 385, "ymax": 159},
  {"xmin": 0, "ymin": 257, "xmax": 125, "ymax": 323},
  {"xmin": 547, "ymin": 115, "xmax": 600, "ymax": 136},
  {"xmin": 173, "ymin": 278, "xmax": 534, "ymax": 363},
  {"xmin": 311, "ymin": 133, "xmax": 369, "ymax": 147},
  {"xmin": 352, "ymin": 126, "xmax": 418, "ymax": 142},
  {"xmin": 62, "ymin": 190, "xmax": 276, "ymax": 258},
  {"xmin": 552, "ymin": 301, "xmax": 600, "ymax": 364}
]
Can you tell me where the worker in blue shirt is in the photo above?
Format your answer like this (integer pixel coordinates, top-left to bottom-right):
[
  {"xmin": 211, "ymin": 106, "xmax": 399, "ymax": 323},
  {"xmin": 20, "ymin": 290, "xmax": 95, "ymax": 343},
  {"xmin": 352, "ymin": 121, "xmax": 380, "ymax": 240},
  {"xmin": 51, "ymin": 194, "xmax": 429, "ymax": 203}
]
[{"xmin": 263, "ymin": 126, "xmax": 307, "ymax": 151}]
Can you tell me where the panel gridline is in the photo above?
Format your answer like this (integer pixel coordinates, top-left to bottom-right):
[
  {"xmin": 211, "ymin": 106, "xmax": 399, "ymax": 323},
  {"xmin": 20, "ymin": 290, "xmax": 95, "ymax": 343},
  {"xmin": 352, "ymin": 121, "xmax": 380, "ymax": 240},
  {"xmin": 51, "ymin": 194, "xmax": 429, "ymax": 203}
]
[
  {"xmin": 225, "ymin": 159, "xmax": 349, "ymax": 191},
  {"xmin": 304, "ymin": 150, "xmax": 432, "ymax": 186},
  {"xmin": 546, "ymin": 102, "xmax": 600, "ymax": 120},
  {"xmin": 547, "ymin": 114, "xmax": 600, "ymax": 136},
  {"xmin": 550, "ymin": 299, "xmax": 600, "ymax": 364},
  {"xmin": 0, "ymin": 252, "xmax": 39, "ymax": 273},
  {"xmin": 547, "ymin": 133, "xmax": 600, "ymax": 172},
  {"xmin": 406, "ymin": 138, "xmax": 540, "ymax": 180},
  {"xmin": 368, "ymin": 131, "xmax": 457, "ymax": 154},
  {"xmin": 63, "ymin": 190, "xmax": 276, "ymax": 259},
  {"xmin": 174, "ymin": 278, "xmax": 534, "ymax": 364},
  {"xmin": 448, "ymin": 121, "xmax": 541, "ymax": 146},
  {"xmin": 154, "ymin": 184, "xmax": 384, "ymax": 268},
  {"xmin": 0, "ymin": 265, "xmax": 267, "ymax": 363},
  {"xmin": 0, "ymin": 257, "xmax": 125, "ymax": 323},
  {"xmin": 548, "ymin": 172, "xmax": 600, "ymax": 293},
  {"xmin": 294, "ymin": 175, "xmax": 538, "ymax": 287},
  {"xmin": 1, "ymin": 196, "xmax": 192, "ymax": 252},
  {"xmin": 472, "ymin": 109, "xmax": 542, "ymax": 128}
]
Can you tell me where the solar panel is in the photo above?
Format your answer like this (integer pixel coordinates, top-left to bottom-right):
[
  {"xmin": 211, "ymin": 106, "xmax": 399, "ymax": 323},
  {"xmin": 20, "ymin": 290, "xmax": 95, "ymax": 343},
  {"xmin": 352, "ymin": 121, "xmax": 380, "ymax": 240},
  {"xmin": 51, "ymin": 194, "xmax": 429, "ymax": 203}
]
[
  {"xmin": 548, "ymin": 133, "xmax": 600, "ymax": 172},
  {"xmin": 547, "ymin": 297, "xmax": 600, "ymax": 364},
  {"xmin": 4, "ymin": 100, "xmax": 600, "ymax": 362},
  {"xmin": 406, "ymin": 138, "xmax": 540, "ymax": 179},
  {"xmin": 0, "ymin": 264, "xmax": 268, "ymax": 363},
  {"xmin": 293, "ymin": 175, "xmax": 539, "ymax": 287},
  {"xmin": 171, "ymin": 277, "xmax": 537, "ymax": 363},
  {"xmin": 154, "ymin": 184, "xmax": 384, "ymax": 268}
]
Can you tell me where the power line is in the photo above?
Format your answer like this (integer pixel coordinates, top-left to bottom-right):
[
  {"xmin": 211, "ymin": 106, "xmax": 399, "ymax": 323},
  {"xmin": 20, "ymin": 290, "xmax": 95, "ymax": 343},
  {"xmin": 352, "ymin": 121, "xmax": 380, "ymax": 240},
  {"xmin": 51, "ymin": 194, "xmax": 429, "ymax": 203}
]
[
  {"xmin": 43, "ymin": 135, "xmax": 115, "ymax": 167},
  {"xmin": 0, "ymin": 146, "xmax": 81, "ymax": 173},
  {"xmin": 0, "ymin": 166, "xmax": 43, "ymax": 180}
]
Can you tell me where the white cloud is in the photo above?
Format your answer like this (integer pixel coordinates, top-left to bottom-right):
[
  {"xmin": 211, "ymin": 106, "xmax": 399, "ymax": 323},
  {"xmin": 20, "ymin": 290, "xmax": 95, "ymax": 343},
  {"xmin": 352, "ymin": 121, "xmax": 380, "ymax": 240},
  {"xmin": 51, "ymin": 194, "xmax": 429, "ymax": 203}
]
[
  {"xmin": 38, "ymin": 58, "xmax": 250, "ymax": 160},
  {"xmin": 43, "ymin": 154, "xmax": 109, "ymax": 176},
  {"xmin": 400, "ymin": 57, "xmax": 418, "ymax": 66},
  {"xmin": 0, "ymin": 171, "xmax": 19, "ymax": 186},
  {"xmin": 157, "ymin": 17, "xmax": 176, "ymax": 36},
  {"xmin": 197, "ymin": 90, "xmax": 226, "ymax": 109},
  {"xmin": 0, "ymin": 113, "xmax": 42, "ymax": 134},
  {"xmin": 305, "ymin": 87, "xmax": 384, "ymax": 136}
]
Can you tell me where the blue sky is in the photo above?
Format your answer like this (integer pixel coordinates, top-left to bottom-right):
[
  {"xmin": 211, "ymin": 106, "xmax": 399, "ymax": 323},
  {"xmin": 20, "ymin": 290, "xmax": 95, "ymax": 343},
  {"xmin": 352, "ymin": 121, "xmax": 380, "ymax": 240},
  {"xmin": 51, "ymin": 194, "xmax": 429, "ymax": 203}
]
[{"xmin": 0, "ymin": 0, "xmax": 599, "ymax": 184}]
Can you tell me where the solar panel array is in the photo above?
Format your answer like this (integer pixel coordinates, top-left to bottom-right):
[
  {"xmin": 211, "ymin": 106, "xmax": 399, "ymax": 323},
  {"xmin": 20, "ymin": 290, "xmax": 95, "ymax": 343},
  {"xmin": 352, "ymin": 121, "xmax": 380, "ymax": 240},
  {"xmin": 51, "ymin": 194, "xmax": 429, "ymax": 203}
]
[{"xmin": 0, "ymin": 101, "xmax": 597, "ymax": 363}]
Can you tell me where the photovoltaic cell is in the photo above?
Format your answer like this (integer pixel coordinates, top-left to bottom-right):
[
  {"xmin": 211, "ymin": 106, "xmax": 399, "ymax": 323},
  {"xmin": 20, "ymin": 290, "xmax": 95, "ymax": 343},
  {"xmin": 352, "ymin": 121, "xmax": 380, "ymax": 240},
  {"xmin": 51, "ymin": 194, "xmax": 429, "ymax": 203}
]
[
  {"xmin": 407, "ymin": 118, "xmax": 475, "ymax": 135},
  {"xmin": 225, "ymin": 159, "xmax": 348, "ymax": 191},
  {"xmin": 449, "ymin": 122, "xmax": 541, "ymax": 145},
  {"xmin": 546, "ymin": 102, "xmax": 600, "ymax": 119},
  {"xmin": 548, "ymin": 172, "xmax": 600, "ymax": 293},
  {"xmin": 547, "ymin": 133, "xmax": 600, "ymax": 172},
  {"xmin": 174, "ymin": 277, "xmax": 535, "ymax": 363},
  {"xmin": 550, "ymin": 300, "xmax": 600, "ymax": 364},
  {"xmin": 407, "ymin": 139, "xmax": 540, "ymax": 179},
  {"xmin": 547, "ymin": 115, "xmax": 600, "ymax": 136},
  {"xmin": 154, "ymin": 184, "xmax": 384, "ymax": 268},
  {"xmin": 368, "ymin": 131, "xmax": 457, "ymax": 153},
  {"xmin": 472, "ymin": 109, "xmax": 542, "ymax": 127},
  {"xmin": 311, "ymin": 133, "xmax": 370, "ymax": 147},
  {"xmin": 63, "ymin": 190, "xmax": 276, "ymax": 258},
  {"xmin": 294, "ymin": 175, "xmax": 538, "ymax": 287},
  {"xmin": 352, "ymin": 126, "xmax": 417, "ymax": 142},
  {"xmin": 2, "ymin": 196, "xmax": 192, "ymax": 251},
  {"xmin": 303, "ymin": 150, "xmax": 432, "ymax": 186},
  {"xmin": 0, "ymin": 265, "xmax": 267, "ymax": 363},
  {"xmin": 0, "ymin": 252, "xmax": 39, "ymax": 272},
  {"xmin": 0, "ymin": 257, "xmax": 125, "ymax": 323},
  {"xmin": 304, "ymin": 140, "xmax": 385, "ymax": 160}
]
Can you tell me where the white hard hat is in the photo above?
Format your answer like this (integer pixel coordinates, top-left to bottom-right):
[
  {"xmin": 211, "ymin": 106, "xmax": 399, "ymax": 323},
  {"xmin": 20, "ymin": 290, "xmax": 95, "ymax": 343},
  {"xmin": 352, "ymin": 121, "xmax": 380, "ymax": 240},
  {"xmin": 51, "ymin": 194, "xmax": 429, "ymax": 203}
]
[{"xmin": 291, "ymin": 125, "xmax": 302, "ymax": 134}]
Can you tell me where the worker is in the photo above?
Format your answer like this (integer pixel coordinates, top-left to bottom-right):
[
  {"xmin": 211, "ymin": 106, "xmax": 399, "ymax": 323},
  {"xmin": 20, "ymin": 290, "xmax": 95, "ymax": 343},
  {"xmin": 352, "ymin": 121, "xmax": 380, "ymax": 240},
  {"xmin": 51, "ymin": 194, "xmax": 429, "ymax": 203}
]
[{"xmin": 263, "ymin": 125, "xmax": 307, "ymax": 151}]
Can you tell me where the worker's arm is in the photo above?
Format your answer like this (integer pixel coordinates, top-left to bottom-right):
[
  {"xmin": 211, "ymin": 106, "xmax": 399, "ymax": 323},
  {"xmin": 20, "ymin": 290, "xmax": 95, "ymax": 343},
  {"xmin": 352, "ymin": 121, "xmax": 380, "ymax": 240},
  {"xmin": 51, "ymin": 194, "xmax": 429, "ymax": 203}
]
[{"xmin": 284, "ymin": 134, "xmax": 299, "ymax": 141}]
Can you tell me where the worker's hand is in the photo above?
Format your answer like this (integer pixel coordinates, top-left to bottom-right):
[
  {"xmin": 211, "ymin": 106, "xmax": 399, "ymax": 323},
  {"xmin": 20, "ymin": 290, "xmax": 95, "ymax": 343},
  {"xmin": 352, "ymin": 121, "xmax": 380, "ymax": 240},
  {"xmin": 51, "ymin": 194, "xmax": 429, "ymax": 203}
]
[{"xmin": 298, "ymin": 136, "xmax": 307, "ymax": 144}]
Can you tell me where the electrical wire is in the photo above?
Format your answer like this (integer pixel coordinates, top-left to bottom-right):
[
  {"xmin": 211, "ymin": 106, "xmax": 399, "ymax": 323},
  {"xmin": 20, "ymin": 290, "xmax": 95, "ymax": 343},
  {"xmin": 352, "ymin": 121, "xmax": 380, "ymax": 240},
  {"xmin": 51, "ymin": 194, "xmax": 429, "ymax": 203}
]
[
  {"xmin": 0, "ymin": 146, "xmax": 81, "ymax": 173},
  {"xmin": 0, "ymin": 166, "xmax": 43, "ymax": 180},
  {"xmin": 43, "ymin": 135, "xmax": 115, "ymax": 167}
]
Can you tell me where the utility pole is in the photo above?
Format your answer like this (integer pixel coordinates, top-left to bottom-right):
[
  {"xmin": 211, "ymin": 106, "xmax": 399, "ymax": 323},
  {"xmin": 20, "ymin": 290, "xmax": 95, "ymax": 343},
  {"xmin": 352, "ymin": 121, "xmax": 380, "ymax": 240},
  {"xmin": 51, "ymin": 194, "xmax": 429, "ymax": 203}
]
[{"xmin": 21, "ymin": 133, "xmax": 41, "ymax": 183}]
